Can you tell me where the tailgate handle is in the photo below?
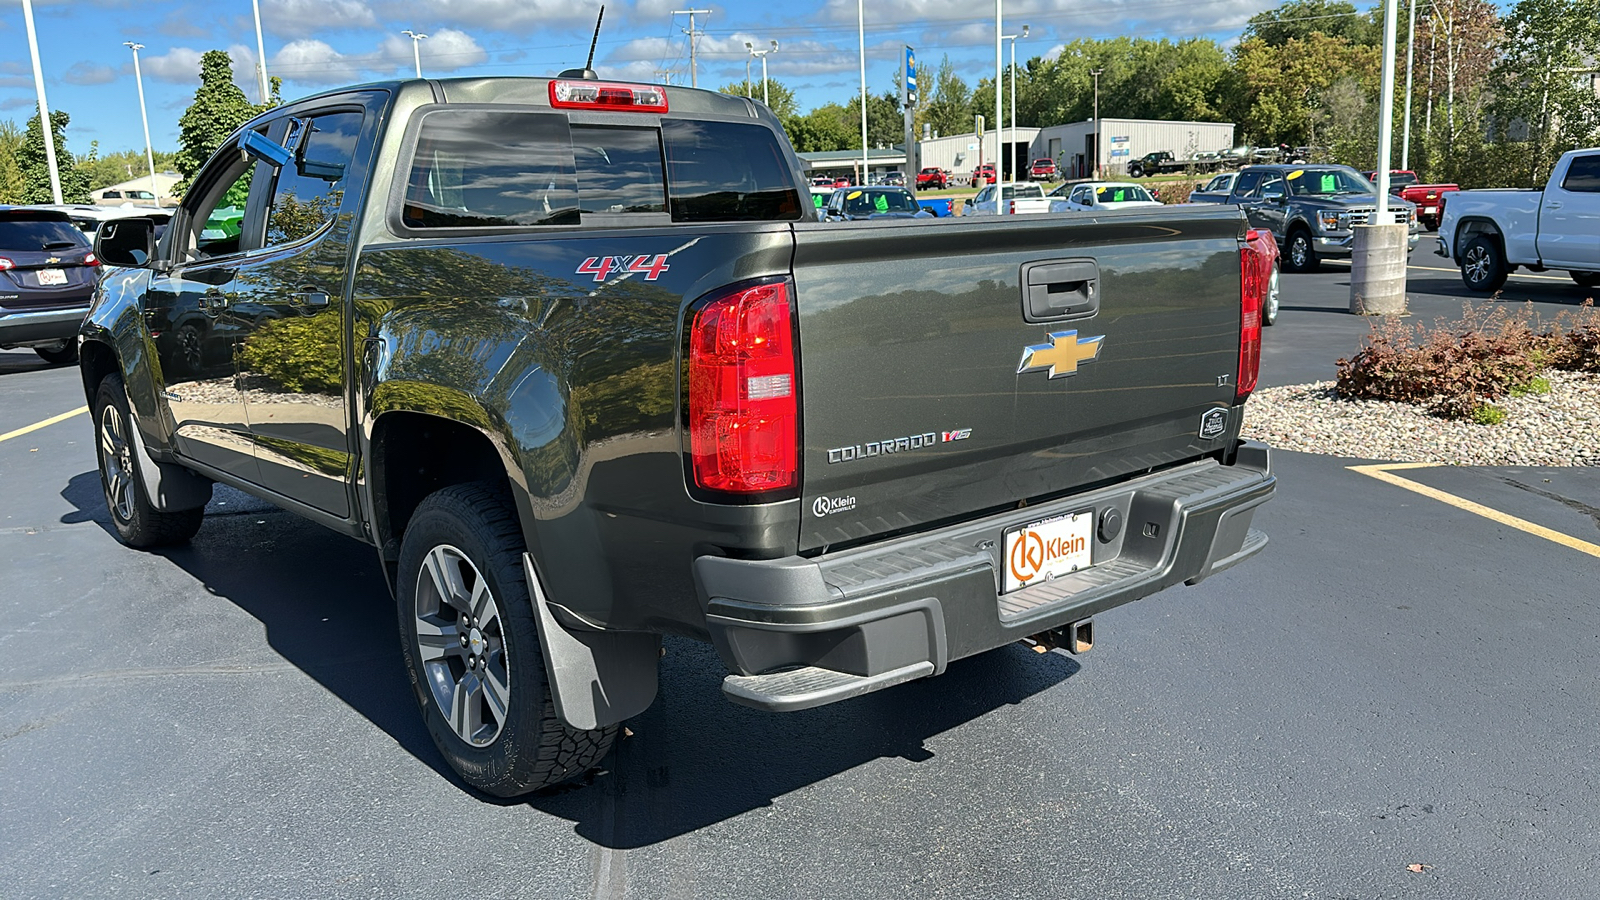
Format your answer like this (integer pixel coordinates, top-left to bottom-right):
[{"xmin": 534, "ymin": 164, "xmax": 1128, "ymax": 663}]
[{"xmin": 1021, "ymin": 259, "xmax": 1099, "ymax": 322}]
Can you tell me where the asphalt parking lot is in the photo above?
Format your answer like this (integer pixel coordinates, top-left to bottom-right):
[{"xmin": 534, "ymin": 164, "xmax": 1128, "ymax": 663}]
[{"xmin": 4, "ymin": 255, "xmax": 1599, "ymax": 899}]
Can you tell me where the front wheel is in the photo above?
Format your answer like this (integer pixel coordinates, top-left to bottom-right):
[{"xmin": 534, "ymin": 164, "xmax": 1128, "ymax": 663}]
[
  {"xmin": 34, "ymin": 342, "xmax": 77, "ymax": 365},
  {"xmin": 1460, "ymin": 236, "xmax": 1508, "ymax": 293},
  {"xmin": 1263, "ymin": 262, "xmax": 1281, "ymax": 325},
  {"xmin": 94, "ymin": 373, "xmax": 208, "ymax": 547},
  {"xmin": 1284, "ymin": 229, "xmax": 1319, "ymax": 273},
  {"xmin": 397, "ymin": 482, "xmax": 617, "ymax": 797}
]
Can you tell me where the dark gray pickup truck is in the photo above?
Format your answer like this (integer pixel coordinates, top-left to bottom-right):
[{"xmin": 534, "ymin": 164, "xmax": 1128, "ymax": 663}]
[{"xmin": 79, "ymin": 76, "xmax": 1276, "ymax": 796}]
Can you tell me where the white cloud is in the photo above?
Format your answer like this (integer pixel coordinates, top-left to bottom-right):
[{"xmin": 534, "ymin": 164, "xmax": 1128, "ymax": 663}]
[
  {"xmin": 142, "ymin": 48, "xmax": 207, "ymax": 84},
  {"xmin": 377, "ymin": 28, "xmax": 488, "ymax": 73},
  {"xmin": 270, "ymin": 39, "xmax": 366, "ymax": 86},
  {"xmin": 376, "ymin": 0, "xmax": 603, "ymax": 32},
  {"xmin": 264, "ymin": 0, "xmax": 378, "ymax": 36},
  {"xmin": 63, "ymin": 61, "xmax": 119, "ymax": 86}
]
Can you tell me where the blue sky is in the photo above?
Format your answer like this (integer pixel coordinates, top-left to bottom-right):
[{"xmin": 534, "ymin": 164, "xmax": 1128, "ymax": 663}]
[{"xmin": 1, "ymin": 0, "xmax": 1284, "ymax": 161}]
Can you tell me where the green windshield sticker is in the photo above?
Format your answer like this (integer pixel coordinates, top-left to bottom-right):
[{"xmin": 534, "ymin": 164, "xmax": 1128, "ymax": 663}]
[
  {"xmin": 813, "ymin": 194, "xmax": 826, "ymax": 208},
  {"xmin": 874, "ymin": 194, "xmax": 889, "ymax": 212},
  {"xmin": 1319, "ymin": 173, "xmax": 1336, "ymax": 192}
]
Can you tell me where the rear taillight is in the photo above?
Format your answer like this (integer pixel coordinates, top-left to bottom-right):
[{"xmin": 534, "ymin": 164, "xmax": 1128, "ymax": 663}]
[
  {"xmin": 1237, "ymin": 245, "xmax": 1263, "ymax": 403},
  {"xmin": 549, "ymin": 79, "xmax": 668, "ymax": 112},
  {"xmin": 84, "ymin": 253, "xmax": 100, "ymax": 267},
  {"xmin": 0, "ymin": 258, "xmax": 12, "ymax": 271},
  {"xmin": 687, "ymin": 279, "xmax": 798, "ymax": 497}
]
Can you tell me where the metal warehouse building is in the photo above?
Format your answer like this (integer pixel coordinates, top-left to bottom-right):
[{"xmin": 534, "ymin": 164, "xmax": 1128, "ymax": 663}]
[{"xmin": 1030, "ymin": 118, "xmax": 1235, "ymax": 180}]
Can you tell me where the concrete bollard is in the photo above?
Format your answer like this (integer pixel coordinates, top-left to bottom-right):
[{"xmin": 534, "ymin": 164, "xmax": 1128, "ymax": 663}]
[{"xmin": 1349, "ymin": 223, "xmax": 1409, "ymax": 315}]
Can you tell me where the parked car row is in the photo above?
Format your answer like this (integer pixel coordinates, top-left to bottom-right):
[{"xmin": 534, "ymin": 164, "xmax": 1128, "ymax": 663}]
[{"xmin": 0, "ymin": 204, "xmax": 172, "ymax": 365}]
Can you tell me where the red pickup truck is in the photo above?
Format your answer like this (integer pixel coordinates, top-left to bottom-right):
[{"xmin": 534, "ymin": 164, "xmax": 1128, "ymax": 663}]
[
  {"xmin": 1030, "ymin": 158, "xmax": 1059, "ymax": 180},
  {"xmin": 1365, "ymin": 170, "xmax": 1458, "ymax": 231},
  {"xmin": 971, "ymin": 163, "xmax": 996, "ymax": 187},
  {"xmin": 916, "ymin": 167, "xmax": 949, "ymax": 189}
]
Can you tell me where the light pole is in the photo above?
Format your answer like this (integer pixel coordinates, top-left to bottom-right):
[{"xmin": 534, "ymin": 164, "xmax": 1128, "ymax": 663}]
[
  {"xmin": 1090, "ymin": 67, "xmax": 1104, "ymax": 179},
  {"xmin": 251, "ymin": 0, "xmax": 270, "ymax": 103},
  {"xmin": 672, "ymin": 9, "xmax": 711, "ymax": 88},
  {"xmin": 1003, "ymin": 25, "xmax": 1029, "ymax": 185},
  {"xmin": 403, "ymin": 30, "xmax": 428, "ymax": 78},
  {"xmin": 21, "ymin": 0, "xmax": 61, "ymax": 204},
  {"xmin": 124, "ymin": 43, "xmax": 159, "ymax": 204},
  {"xmin": 994, "ymin": 0, "xmax": 1003, "ymax": 204},
  {"xmin": 1400, "ymin": 0, "xmax": 1417, "ymax": 170},
  {"xmin": 857, "ymin": 0, "xmax": 868, "ymax": 185},
  {"xmin": 744, "ymin": 40, "xmax": 778, "ymax": 107}
]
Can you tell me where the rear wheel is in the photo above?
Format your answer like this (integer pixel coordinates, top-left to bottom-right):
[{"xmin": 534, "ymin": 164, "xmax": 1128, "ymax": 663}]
[
  {"xmin": 1571, "ymin": 271, "xmax": 1600, "ymax": 289},
  {"xmin": 1461, "ymin": 236, "xmax": 1508, "ymax": 293},
  {"xmin": 94, "ymin": 373, "xmax": 207, "ymax": 547},
  {"xmin": 396, "ymin": 482, "xmax": 617, "ymax": 797},
  {"xmin": 34, "ymin": 342, "xmax": 77, "ymax": 365},
  {"xmin": 1263, "ymin": 262, "xmax": 1281, "ymax": 326},
  {"xmin": 1284, "ymin": 229, "xmax": 1319, "ymax": 273}
]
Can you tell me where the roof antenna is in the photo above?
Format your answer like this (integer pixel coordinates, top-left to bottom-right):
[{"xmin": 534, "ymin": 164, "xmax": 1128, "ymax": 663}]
[{"xmin": 559, "ymin": 5, "xmax": 605, "ymax": 80}]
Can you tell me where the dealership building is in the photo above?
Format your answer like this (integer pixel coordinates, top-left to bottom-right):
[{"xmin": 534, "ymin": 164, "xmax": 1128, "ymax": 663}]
[{"xmin": 916, "ymin": 117, "xmax": 1235, "ymax": 183}]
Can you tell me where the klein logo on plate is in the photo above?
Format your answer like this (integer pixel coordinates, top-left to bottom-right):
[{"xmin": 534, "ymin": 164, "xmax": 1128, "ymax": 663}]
[
  {"xmin": 1003, "ymin": 512, "xmax": 1093, "ymax": 593},
  {"xmin": 812, "ymin": 495, "xmax": 857, "ymax": 517},
  {"xmin": 576, "ymin": 254, "xmax": 670, "ymax": 282}
]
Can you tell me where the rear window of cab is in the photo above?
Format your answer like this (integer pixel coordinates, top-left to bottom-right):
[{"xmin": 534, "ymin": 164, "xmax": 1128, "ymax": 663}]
[{"xmin": 399, "ymin": 108, "xmax": 803, "ymax": 229}]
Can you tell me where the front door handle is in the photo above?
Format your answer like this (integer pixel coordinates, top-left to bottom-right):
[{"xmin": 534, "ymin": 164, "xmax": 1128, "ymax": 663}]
[
  {"xmin": 199, "ymin": 290, "xmax": 230, "ymax": 316},
  {"xmin": 290, "ymin": 290, "xmax": 330, "ymax": 309},
  {"xmin": 1546, "ymin": 201, "xmax": 1563, "ymax": 210}
]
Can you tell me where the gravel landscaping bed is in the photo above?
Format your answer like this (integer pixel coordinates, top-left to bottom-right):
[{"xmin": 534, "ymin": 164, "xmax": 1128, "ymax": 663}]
[{"xmin": 1242, "ymin": 370, "xmax": 1600, "ymax": 467}]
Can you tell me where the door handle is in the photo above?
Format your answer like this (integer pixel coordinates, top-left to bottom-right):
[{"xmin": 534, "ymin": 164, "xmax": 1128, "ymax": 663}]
[
  {"xmin": 1546, "ymin": 201, "xmax": 1563, "ymax": 210},
  {"xmin": 289, "ymin": 290, "xmax": 330, "ymax": 309},
  {"xmin": 1021, "ymin": 259, "xmax": 1100, "ymax": 322},
  {"xmin": 199, "ymin": 290, "xmax": 230, "ymax": 316}
]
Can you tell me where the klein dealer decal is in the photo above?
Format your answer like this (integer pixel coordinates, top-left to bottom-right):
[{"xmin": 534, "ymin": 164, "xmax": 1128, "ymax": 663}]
[
  {"xmin": 826, "ymin": 428, "xmax": 971, "ymax": 464},
  {"xmin": 576, "ymin": 254, "xmax": 671, "ymax": 282}
]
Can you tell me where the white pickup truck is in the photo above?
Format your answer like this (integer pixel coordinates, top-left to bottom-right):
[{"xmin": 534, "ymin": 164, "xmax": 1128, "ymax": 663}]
[
  {"xmin": 1438, "ymin": 148, "xmax": 1600, "ymax": 292},
  {"xmin": 964, "ymin": 182, "xmax": 1052, "ymax": 215}
]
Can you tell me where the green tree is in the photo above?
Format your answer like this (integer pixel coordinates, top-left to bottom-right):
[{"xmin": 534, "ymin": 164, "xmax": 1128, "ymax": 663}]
[
  {"xmin": 1245, "ymin": 0, "xmax": 1377, "ymax": 47},
  {"xmin": 0, "ymin": 120, "xmax": 25, "ymax": 204},
  {"xmin": 18, "ymin": 110, "xmax": 91, "ymax": 204},
  {"xmin": 845, "ymin": 89, "xmax": 903, "ymax": 148},
  {"xmin": 716, "ymin": 78, "xmax": 798, "ymax": 120},
  {"xmin": 1486, "ymin": 0, "xmax": 1600, "ymax": 185},
  {"xmin": 786, "ymin": 104, "xmax": 856, "ymax": 152},
  {"xmin": 920, "ymin": 55, "xmax": 974, "ymax": 138},
  {"xmin": 174, "ymin": 50, "xmax": 266, "ymax": 195},
  {"xmin": 77, "ymin": 147, "xmax": 180, "ymax": 191},
  {"xmin": 1228, "ymin": 33, "xmax": 1380, "ymax": 147}
]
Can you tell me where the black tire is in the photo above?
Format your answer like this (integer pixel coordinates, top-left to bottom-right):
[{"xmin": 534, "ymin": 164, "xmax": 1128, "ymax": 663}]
[
  {"xmin": 1263, "ymin": 262, "xmax": 1281, "ymax": 326},
  {"xmin": 1571, "ymin": 271, "xmax": 1600, "ymax": 289},
  {"xmin": 93, "ymin": 373, "xmax": 207, "ymax": 547},
  {"xmin": 1284, "ymin": 228, "xmax": 1319, "ymax": 273},
  {"xmin": 34, "ymin": 343, "xmax": 77, "ymax": 365},
  {"xmin": 1460, "ymin": 235, "xmax": 1508, "ymax": 293},
  {"xmin": 396, "ymin": 482, "xmax": 616, "ymax": 797}
]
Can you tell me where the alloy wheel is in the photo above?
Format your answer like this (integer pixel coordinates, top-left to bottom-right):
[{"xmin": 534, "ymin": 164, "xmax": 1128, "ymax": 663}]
[
  {"xmin": 99, "ymin": 404, "xmax": 135, "ymax": 523},
  {"xmin": 413, "ymin": 544, "xmax": 511, "ymax": 746},
  {"xmin": 1464, "ymin": 245, "xmax": 1490, "ymax": 285}
]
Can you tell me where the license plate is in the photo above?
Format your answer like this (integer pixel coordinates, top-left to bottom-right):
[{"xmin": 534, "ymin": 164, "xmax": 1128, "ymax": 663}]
[
  {"xmin": 37, "ymin": 268, "xmax": 67, "ymax": 286},
  {"xmin": 1420, "ymin": 206, "xmax": 1436, "ymax": 215},
  {"xmin": 1002, "ymin": 511, "xmax": 1094, "ymax": 593}
]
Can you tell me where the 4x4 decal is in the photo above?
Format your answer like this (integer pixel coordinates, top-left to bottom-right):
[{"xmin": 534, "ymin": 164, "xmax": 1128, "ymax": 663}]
[{"xmin": 577, "ymin": 254, "xmax": 671, "ymax": 283}]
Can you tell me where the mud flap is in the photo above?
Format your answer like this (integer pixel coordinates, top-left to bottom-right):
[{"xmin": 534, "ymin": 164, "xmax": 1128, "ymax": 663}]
[{"xmin": 523, "ymin": 554, "xmax": 660, "ymax": 731}]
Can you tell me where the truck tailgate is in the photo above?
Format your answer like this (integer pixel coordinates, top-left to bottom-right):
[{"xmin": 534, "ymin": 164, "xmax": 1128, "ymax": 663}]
[{"xmin": 791, "ymin": 207, "xmax": 1246, "ymax": 553}]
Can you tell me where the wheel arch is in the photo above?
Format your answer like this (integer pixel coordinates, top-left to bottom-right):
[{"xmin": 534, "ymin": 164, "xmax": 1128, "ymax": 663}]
[{"xmin": 1452, "ymin": 217, "xmax": 1503, "ymax": 264}]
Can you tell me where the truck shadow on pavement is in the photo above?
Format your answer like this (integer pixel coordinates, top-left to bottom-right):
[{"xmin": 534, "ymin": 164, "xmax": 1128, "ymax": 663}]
[{"xmin": 60, "ymin": 471, "xmax": 1082, "ymax": 847}]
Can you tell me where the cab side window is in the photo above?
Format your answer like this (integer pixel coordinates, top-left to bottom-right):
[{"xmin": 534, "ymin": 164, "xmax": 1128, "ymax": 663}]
[
  {"xmin": 1561, "ymin": 155, "xmax": 1600, "ymax": 193},
  {"xmin": 1233, "ymin": 171, "xmax": 1265, "ymax": 198},
  {"xmin": 184, "ymin": 139, "xmax": 267, "ymax": 262},
  {"xmin": 265, "ymin": 111, "xmax": 363, "ymax": 247}
]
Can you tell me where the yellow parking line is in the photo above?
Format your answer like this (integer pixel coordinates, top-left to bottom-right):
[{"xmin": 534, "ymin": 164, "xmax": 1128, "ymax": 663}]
[
  {"xmin": 1349, "ymin": 462, "xmax": 1600, "ymax": 560},
  {"xmin": 0, "ymin": 406, "xmax": 88, "ymax": 443}
]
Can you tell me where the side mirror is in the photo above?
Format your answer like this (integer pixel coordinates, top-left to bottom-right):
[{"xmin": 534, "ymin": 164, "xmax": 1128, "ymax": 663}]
[{"xmin": 95, "ymin": 218, "xmax": 155, "ymax": 268}]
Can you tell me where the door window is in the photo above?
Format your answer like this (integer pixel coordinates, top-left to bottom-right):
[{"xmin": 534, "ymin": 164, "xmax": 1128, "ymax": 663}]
[
  {"xmin": 263, "ymin": 112, "xmax": 363, "ymax": 247},
  {"xmin": 1561, "ymin": 155, "xmax": 1600, "ymax": 192},
  {"xmin": 1233, "ymin": 170, "xmax": 1265, "ymax": 198},
  {"xmin": 189, "ymin": 155, "xmax": 265, "ymax": 261}
]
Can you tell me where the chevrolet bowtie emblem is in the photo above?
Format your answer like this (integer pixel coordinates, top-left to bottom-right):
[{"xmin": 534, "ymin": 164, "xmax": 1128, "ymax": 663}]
[
  {"xmin": 46, "ymin": 256, "xmax": 60, "ymax": 264},
  {"xmin": 1018, "ymin": 330, "xmax": 1104, "ymax": 378}
]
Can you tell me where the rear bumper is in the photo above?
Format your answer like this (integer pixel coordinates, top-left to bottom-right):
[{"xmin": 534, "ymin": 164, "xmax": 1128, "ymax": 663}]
[
  {"xmin": 0, "ymin": 303, "xmax": 91, "ymax": 348},
  {"xmin": 697, "ymin": 442, "xmax": 1275, "ymax": 711}
]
